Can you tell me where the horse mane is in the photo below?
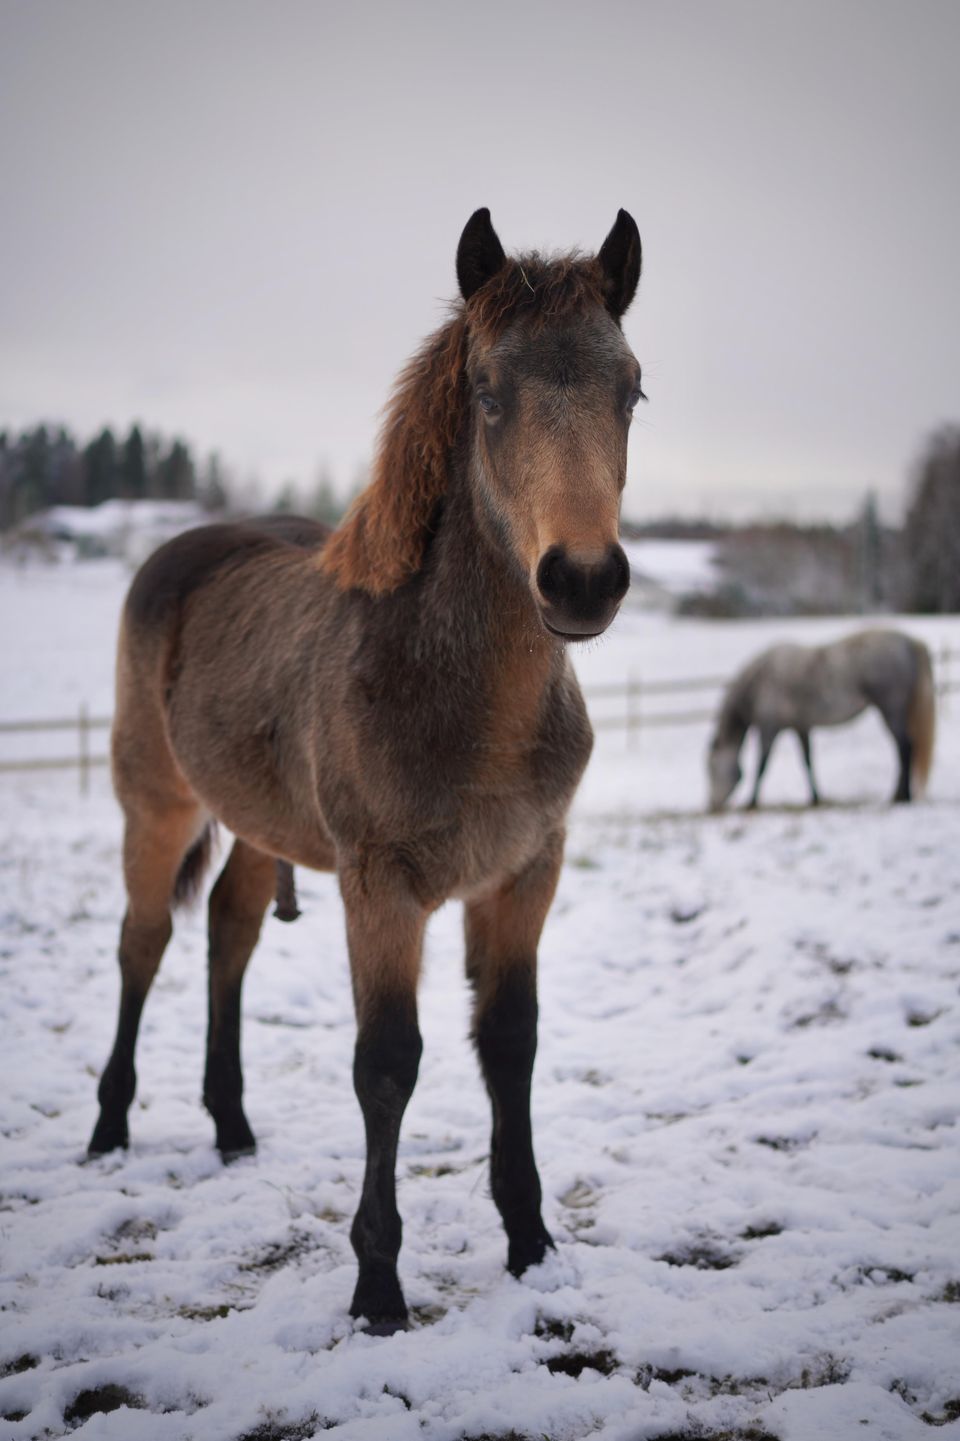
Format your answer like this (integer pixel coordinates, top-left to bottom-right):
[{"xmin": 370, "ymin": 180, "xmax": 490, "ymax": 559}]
[{"xmin": 320, "ymin": 253, "xmax": 607, "ymax": 595}]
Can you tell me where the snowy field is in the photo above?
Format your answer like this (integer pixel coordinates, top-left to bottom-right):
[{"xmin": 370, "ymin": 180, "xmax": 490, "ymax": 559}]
[{"xmin": 1, "ymin": 559, "xmax": 958, "ymax": 1441}]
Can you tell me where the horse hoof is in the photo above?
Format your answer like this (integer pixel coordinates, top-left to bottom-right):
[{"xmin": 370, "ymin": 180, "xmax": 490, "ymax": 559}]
[
  {"xmin": 210, "ymin": 1106, "xmax": 257, "ymax": 1159},
  {"xmin": 507, "ymin": 1227, "xmax": 555, "ymax": 1278},
  {"xmin": 87, "ymin": 1117, "xmax": 129, "ymax": 1157},
  {"xmin": 350, "ymin": 1273, "xmax": 408, "ymax": 1333},
  {"xmin": 219, "ymin": 1142, "xmax": 257, "ymax": 1164},
  {"xmin": 359, "ymin": 1315, "xmax": 410, "ymax": 1338}
]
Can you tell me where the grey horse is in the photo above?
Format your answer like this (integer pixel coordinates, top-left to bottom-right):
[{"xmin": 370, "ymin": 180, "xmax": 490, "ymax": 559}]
[{"xmin": 707, "ymin": 628, "xmax": 935, "ymax": 810}]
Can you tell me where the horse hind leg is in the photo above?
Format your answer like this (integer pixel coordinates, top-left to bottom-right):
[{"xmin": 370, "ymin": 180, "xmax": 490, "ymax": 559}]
[
  {"xmin": 203, "ymin": 839, "xmax": 277, "ymax": 1158},
  {"xmin": 876, "ymin": 701, "xmax": 913, "ymax": 803},
  {"xmin": 89, "ymin": 800, "xmax": 211, "ymax": 1156},
  {"xmin": 894, "ymin": 735, "xmax": 912, "ymax": 803}
]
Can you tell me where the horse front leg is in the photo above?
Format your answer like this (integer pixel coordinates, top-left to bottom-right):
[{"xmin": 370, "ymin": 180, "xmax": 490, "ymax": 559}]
[
  {"xmin": 465, "ymin": 832, "xmax": 563, "ymax": 1278},
  {"xmin": 339, "ymin": 857, "xmax": 426, "ymax": 1333},
  {"xmin": 748, "ymin": 726, "xmax": 778, "ymax": 809},
  {"xmin": 796, "ymin": 728, "xmax": 820, "ymax": 805}
]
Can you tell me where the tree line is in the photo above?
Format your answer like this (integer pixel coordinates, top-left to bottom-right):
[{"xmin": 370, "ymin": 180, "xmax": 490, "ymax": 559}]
[
  {"xmin": 0, "ymin": 422, "xmax": 230, "ymax": 530},
  {"xmin": 0, "ymin": 420, "xmax": 358, "ymax": 534}
]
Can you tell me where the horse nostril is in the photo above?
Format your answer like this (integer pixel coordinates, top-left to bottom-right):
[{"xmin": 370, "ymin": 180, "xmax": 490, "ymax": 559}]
[
  {"xmin": 601, "ymin": 544, "xmax": 631, "ymax": 604},
  {"xmin": 536, "ymin": 545, "xmax": 569, "ymax": 605}
]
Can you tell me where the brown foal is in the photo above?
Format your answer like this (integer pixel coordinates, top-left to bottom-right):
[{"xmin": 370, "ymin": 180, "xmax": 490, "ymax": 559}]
[{"xmin": 89, "ymin": 207, "xmax": 644, "ymax": 1331}]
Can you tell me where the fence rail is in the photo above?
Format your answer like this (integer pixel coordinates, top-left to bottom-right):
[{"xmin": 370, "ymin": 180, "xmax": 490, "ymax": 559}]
[{"xmin": 1, "ymin": 645, "xmax": 957, "ymax": 790}]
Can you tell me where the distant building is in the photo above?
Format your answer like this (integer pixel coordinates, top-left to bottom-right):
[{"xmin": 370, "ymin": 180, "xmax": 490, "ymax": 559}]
[
  {"xmin": 6, "ymin": 499, "xmax": 207, "ymax": 566},
  {"xmin": 620, "ymin": 539, "xmax": 721, "ymax": 612}
]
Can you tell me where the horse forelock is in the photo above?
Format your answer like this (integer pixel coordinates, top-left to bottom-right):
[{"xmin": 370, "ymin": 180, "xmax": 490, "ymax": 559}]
[
  {"xmin": 465, "ymin": 252, "xmax": 607, "ymax": 343},
  {"xmin": 320, "ymin": 252, "xmax": 610, "ymax": 596}
]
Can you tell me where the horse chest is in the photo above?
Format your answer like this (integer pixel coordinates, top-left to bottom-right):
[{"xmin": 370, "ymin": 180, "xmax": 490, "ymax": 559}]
[{"xmin": 324, "ymin": 657, "xmax": 591, "ymax": 901}]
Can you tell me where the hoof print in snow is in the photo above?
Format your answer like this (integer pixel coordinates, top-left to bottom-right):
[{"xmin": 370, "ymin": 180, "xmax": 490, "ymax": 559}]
[
  {"xmin": 546, "ymin": 1347, "xmax": 618, "ymax": 1377},
  {"xmin": 0, "ymin": 1353, "xmax": 39, "ymax": 1379},
  {"xmin": 535, "ymin": 1316, "xmax": 618, "ymax": 1378},
  {"xmin": 635, "ymin": 1363, "xmax": 697, "ymax": 1389},
  {"xmin": 63, "ymin": 1384, "xmax": 144, "ymax": 1426},
  {"xmin": 921, "ymin": 1399, "xmax": 960, "ymax": 1427},
  {"xmin": 789, "ymin": 998, "xmax": 846, "ymax": 1028},
  {"xmin": 238, "ymin": 1231, "xmax": 319, "ymax": 1275},
  {"xmin": 645, "ymin": 1430, "xmax": 779, "ymax": 1441},
  {"xmin": 906, "ymin": 1006, "xmax": 945, "ymax": 1027},
  {"xmin": 754, "ymin": 1133, "xmax": 812, "ymax": 1153},
  {"xmin": 670, "ymin": 902, "xmax": 705, "ymax": 924},
  {"xmin": 740, "ymin": 1220, "xmax": 783, "ymax": 1240},
  {"xmin": 236, "ymin": 1418, "xmax": 326, "ymax": 1441},
  {"xmin": 859, "ymin": 1264, "xmax": 915, "ymax": 1285},
  {"xmin": 656, "ymin": 1239, "xmax": 740, "ymax": 1271}
]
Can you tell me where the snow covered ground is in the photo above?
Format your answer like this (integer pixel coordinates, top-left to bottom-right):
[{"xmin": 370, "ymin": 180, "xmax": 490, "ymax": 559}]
[{"xmin": 1, "ymin": 559, "xmax": 958, "ymax": 1441}]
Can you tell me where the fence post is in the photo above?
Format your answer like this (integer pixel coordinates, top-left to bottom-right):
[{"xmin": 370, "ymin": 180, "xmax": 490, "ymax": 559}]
[{"xmin": 79, "ymin": 703, "xmax": 89, "ymax": 796}]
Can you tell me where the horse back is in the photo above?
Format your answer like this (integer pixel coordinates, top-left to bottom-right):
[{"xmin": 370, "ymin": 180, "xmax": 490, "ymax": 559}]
[{"xmin": 125, "ymin": 516, "xmax": 330, "ymax": 634}]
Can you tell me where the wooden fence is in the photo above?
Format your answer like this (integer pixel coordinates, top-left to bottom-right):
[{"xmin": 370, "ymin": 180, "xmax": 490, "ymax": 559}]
[{"xmin": 1, "ymin": 645, "xmax": 956, "ymax": 791}]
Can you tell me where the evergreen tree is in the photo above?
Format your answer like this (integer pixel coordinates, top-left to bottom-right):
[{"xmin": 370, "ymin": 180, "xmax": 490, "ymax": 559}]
[
  {"xmin": 156, "ymin": 439, "xmax": 196, "ymax": 500},
  {"xmin": 82, "ymin": 428, "xmax": 118, "ymax": 506},
  {"xmin": 198, "ymin": 452, "xmax": 230, "ymax": 512},
  {"xmin": 19, "ymin": 425, "xmax": 52, "ymax": 518},
  {"xmin": 0, "ymin": 431, "xmax": 11, "ymax": 529},
  {"xmin": 305, "ymin": 465, "xmax": 343, "ymax": 524},
  {"xmin": 120, "ymin": 424, "xmax": 148, "ymax": 499},
  {"xmin": 272, "ymin": 480, "xmax": 300, "ymax": 514}
]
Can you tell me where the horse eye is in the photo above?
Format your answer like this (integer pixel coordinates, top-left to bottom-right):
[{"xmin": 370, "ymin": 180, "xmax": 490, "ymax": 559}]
[
  {"xmin": 478, "ymin": 394, "xmax": 500, "ymax": 416},
  {"xmin": 626, "ymin": 381, "xmax": 647, "ymax": 413}
]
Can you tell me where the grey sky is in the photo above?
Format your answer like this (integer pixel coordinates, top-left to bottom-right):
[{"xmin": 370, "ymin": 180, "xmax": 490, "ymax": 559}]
[{"xmin": 2, "ymin": 0, "xmax": 958, "ymax": 521}]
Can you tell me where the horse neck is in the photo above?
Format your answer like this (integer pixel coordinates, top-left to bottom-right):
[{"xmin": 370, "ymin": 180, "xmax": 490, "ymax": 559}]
[
  {"xmin": 412, "ymin": 449, "xmax": 561, "ymax": 710},
  {"xmin": 716, "ymin": 678, "xmax": 750, "ymax": 752}
]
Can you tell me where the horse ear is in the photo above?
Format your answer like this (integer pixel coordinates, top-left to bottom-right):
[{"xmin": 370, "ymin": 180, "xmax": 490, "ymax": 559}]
[
  {"xmin": 597, "ymin": 209, "xmax": 642, "ymax": 318},
  {"xmin": 457, "ymin": 208, "xmax": 507, "ymax": 301}
]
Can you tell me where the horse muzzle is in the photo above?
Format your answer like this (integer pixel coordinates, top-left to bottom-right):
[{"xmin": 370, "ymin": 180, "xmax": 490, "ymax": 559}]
[{"xmin": 534, "ymin": 543, "xmax": 630, "ymax": 641}]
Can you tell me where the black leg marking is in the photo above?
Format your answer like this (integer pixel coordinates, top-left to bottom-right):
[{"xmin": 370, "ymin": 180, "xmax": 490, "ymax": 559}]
[
  {"xmin": 349, "ymin": 1001, "xmax": 422, "ymax": 1331},
  {"xmin": 88, "ymin": 914, "xmax": 172, "ymax": 1156},
  {"xmin": 473, "ymin": 967, "xmax": 554, "ymax": 1277},
  {"xmin": 203, "ymin": 842, "xmax": 274, "ymax": 1158},
  {"xmin": 203, "ymin": 982, "xmax": 256, "ymax": 1159}
]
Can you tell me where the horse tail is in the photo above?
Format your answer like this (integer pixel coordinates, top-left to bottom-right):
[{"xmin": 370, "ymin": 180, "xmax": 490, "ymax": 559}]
[
  {"xmin": 172, "ymin": 821, "xmax": 217, "ymax": 908},
  {"xmin": 907, "ymin": 640, "xmax": 936, "ymax": 797}
]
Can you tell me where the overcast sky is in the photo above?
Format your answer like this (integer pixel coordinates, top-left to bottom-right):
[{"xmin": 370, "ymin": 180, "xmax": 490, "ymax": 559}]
[{"xmin": 2, "ymin": 0, "xmax": 958, "ymax": 521}]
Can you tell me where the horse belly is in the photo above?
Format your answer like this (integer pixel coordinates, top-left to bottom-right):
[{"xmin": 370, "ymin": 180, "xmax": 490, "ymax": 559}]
[
  {"xmin": 166, "ymin": 697, "xmax": 337, "ymax": 871},
  {"xmin": 812, "ymin": 685, "xmax": 867, "ymax": 728}
]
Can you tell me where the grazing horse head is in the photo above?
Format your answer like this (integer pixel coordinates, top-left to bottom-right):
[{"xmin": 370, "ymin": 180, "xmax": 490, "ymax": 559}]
[{"xmin": 457, "ymin": 208, "xmax": 641, "ymax": 640}]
